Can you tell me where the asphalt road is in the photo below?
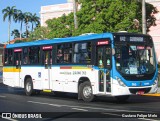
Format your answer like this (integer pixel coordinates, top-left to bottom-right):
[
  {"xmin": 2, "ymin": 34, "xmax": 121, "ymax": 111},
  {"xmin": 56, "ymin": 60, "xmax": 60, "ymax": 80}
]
[{"xmin": 0, "ymin": 83, "xmax": 160, "ymax": 121}]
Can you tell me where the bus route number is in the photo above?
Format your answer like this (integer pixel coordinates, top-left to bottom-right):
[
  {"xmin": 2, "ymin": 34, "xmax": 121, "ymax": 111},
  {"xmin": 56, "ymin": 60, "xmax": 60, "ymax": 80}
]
[{"xmin": 73, "ymin": 71, "xmax": 86, "ymax": 75}]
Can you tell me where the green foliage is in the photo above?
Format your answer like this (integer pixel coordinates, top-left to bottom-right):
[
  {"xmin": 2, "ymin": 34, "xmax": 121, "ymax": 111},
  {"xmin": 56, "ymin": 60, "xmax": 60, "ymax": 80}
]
[
  {"xmin": 46, "ymin": 0, "xmax": 158, "ymax": 38},
  {"xmin": 11, "ymin": 29, "xmax": 20, "ymax": 39},
  {"xmin": 2, "ymin": 6, "xmax": 17, "ymax": 41},
  {"xmin": 46, "ymin": 14, "xmax": 74, "ymax": 38},
  {"xmin": 27, "ymin": 26, "xmax": 50, "ymax": 41},
  {"xmin": 2, "ymin": 6, "xmax": 17, "ymax": 22}
]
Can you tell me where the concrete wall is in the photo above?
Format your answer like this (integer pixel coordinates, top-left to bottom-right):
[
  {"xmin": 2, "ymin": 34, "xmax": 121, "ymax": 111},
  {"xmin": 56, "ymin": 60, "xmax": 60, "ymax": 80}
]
[{"xmin": 40, "ymin": 3, "xmax": 74, "ymax": 26}]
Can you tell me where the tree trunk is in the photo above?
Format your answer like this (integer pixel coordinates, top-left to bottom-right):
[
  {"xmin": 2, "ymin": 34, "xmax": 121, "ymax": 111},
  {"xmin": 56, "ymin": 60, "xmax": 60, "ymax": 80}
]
[
  {"xmin": 8, "ymin": 20, "xmax": 11, "ymax": 44},
  {"xmin": 20, "ymin": 21, "xmax": 23, "ymax": 40}
]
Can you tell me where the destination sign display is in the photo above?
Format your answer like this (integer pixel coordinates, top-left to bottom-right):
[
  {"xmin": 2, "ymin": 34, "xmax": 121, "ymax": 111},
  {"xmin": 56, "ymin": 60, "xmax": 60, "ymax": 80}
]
[
  {"xmin": 14, "ymin": 48, "xmax": 22, "ymax": 52},
  {"xmin": 119, "ymin": 36, "xmax": 144, "ymax": 42},
  {"xmin": 97, "ymin": 39, "xmax": 109, "ymax": 45},
  {"xmin": 42, "ymin": 46, "xmax": 52, "ymax": 50}
]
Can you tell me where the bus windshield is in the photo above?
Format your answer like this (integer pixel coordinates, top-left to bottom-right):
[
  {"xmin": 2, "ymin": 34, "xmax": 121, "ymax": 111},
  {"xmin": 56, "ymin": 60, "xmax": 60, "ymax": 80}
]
[{"xmin": 115, "ymin": 44, "xmax": 156, "ymax": 75}]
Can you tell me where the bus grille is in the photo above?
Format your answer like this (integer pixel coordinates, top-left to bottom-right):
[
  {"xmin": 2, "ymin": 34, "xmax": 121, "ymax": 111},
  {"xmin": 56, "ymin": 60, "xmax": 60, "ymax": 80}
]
[{"xmin": 129, "ymin": 88, "xmax": 151, "ymax": 94}]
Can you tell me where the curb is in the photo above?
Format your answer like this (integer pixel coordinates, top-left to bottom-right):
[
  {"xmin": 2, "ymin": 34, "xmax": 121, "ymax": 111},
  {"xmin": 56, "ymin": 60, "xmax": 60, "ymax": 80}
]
[{"xmin": 142, "ymin": 93, "xmax": 160, "ymax": 96}]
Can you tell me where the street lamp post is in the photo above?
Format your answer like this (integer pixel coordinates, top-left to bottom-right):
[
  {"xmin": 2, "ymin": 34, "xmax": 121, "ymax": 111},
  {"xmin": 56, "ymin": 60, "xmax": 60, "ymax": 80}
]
[
  {"xmin": 73, "ymin": 0, "xmax": 78, "ymax": 29},
  {"xmin": 142, "ymin": 0, "xmax": 146, "ymax": 34}
]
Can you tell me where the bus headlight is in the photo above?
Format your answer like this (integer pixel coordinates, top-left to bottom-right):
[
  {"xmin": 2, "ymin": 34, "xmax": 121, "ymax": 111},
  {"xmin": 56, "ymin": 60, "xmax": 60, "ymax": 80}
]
[
  {"xmin": 153, "ymin": 77, "xmax": 158, "ymax": 85},
  {"xmin": 116, "ymin": 77, "xmax": 126, "ymax": 87}
]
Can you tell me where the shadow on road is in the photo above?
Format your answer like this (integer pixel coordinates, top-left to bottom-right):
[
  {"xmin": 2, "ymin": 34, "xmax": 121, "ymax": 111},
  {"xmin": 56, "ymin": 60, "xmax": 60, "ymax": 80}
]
[{"xmin": 1, "ymin": 83, "xmax": 160, "ymax": 105}]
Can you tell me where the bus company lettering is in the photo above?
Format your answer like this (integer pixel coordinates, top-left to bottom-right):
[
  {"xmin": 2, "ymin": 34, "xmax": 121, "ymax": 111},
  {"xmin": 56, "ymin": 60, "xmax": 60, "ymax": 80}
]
[
  {"xmin": 60, "ymin": 72, "xmax": 71, "ymax": 75},
  {"xmin": 60, "ymin": 71, "xmax": 86, "ymax": 75}
]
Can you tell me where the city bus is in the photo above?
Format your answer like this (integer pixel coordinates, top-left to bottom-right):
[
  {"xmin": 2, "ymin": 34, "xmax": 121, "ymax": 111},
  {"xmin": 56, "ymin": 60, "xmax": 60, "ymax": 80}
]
[{"xmin": 3, "ymin": 32, "xmax": 159, "ymax": 102}]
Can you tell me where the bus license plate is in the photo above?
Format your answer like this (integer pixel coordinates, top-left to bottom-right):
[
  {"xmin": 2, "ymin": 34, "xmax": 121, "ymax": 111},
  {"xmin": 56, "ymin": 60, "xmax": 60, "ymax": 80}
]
[{"xmin": 136, "ymin": 90, "xmax": 144, "ymax": 95}]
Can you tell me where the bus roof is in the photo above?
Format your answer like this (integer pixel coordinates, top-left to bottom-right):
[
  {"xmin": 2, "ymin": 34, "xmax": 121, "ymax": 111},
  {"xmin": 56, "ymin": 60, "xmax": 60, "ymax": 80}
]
[
  {"xmin": 6, "ymin": 32, "xmax": 151, "ymax": 48},
  {"xmin": 6, "ymin": 33, "xmax": 113, "ymax": 48}
]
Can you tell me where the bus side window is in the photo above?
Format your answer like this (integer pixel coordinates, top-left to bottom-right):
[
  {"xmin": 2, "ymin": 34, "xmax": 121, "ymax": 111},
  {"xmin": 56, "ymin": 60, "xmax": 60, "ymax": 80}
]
[
  {"xmin": 23, "ymin": 56, "xmax": 28, "ymax": 64},
  {"xmin": 23, "ymin": 47, "xmax": 28, "ymax": 64},
  {"xmin": 57, "ymin": 44, "xmax": 72, "ymax": 63},
  {"xmin": 57, "ymin": 49, "xmax": 63, "ymax": 63},
  {"xmin": 4, "ymin": 49, "xmax": 13, "ymax": 65},
  {"xmin": 73, "ymin": 42, "xmax": 91, "ymax": 64},
  {"xmin": 28, "ymin": 46, "xmax": 40, "ymax": 64}
]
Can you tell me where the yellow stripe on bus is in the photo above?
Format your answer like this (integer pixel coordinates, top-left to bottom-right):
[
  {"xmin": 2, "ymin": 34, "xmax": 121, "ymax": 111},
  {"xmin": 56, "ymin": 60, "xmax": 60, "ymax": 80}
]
[
  {"xmin": 72, "ymin": 66, "xmax": 91, "ymax": 70},
  {"xmin": 3, "ymin": 67, "xmax": 21, "ymax": 72}
]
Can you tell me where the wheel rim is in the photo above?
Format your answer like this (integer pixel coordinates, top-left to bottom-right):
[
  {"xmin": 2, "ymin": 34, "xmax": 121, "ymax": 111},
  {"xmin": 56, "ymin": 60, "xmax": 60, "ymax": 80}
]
[
  {"xmin": 83, "ymin": 86, "xmax": 92, "ymax": 98},
  {"xmin": 26, "ymin": 82, "xmax": 31, "ymax": 92}
]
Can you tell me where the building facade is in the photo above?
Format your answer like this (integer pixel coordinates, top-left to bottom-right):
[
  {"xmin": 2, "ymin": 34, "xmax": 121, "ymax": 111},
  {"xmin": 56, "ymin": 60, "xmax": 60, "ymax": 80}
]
[
  {"xmin": 40, "ymin": 3, "xmax": 74, "ymax": 26},
  {"xmin": 146, "ymin": 0, "xmax": 160, "ymax": 62}
]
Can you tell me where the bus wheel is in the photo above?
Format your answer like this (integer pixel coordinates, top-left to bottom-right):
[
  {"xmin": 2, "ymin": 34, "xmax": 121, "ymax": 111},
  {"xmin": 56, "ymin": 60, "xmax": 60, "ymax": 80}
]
[
  {"xmin": 79, "ymin": 81, "xmax": 94, "ymax": 102},
  {"xmin": 115, "ymin": 95, "xmax": 130, "ymax": 102},
  {"xmin": 25, "ymin": 78, "xmax": 34, "ymax": 96}
]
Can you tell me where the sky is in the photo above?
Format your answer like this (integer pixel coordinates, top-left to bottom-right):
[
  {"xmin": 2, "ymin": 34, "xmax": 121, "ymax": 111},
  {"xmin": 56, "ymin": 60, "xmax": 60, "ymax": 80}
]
[{"xmin": 0, "ymin": 0, "xmax": 68, "ymax": 43}]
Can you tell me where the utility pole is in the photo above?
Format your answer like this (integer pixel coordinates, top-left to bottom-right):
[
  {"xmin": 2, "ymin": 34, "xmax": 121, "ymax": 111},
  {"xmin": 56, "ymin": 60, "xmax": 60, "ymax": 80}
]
[
  {"xmin": 142, "ymin": 0, "xmax": 146, "ymax": 34},
  {"xmin": 73, "ymin": 0, "xmax": 78, "ymax": 29}
]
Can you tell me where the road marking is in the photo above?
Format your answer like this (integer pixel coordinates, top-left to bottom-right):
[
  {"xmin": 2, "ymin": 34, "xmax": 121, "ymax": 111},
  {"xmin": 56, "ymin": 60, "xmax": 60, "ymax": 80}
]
[
  {"xmin": 72, "ymin": 108, "xmax": 88, "ymax": 112},
  {"xmin": 27, "ymin": 100, "xmax": 146, "ymax": 112},
  {"xmin": 138, "ymin": 118, "xmax": 160, "ymax": 121},
  {"xmin": 102, "ymin": 112, "xmax": 122, "ymax": 117},
  {"xmin": 27, "ymin": 101, "xmax": 61, "ymax": 107},
  {"xmin": 0, "ymin": 95, "xmax": 6, "ymax": 98}
]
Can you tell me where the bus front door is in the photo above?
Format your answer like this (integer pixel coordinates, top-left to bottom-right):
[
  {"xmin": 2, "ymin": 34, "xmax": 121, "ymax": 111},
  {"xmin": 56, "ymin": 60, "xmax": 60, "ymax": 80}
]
[
  {"xmin": 97, "ymin": 46, "xmax": 111, "ymax": 94},
  {"xmin": 14, "ymin": 50, "xmax": 22, "ymax": 87},
  {"xmin": 42, "ymin": 49, "xmax": 52, "ymax": 90}
]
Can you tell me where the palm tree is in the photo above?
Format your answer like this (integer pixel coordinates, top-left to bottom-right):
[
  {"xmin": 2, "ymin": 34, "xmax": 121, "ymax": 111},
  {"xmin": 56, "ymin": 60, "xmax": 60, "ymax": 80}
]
[
  {"xmin": 11, "ymin": 29, "xmax": 20, "ymax": 39},
  {"xmin": 30, "ymin": 13, "xmax": 40, "ymax": 32},
  {"xmin": 24, "ymin": 12, "xmax": 32, "ymax": 38},
  {"xmin": 14, "ymin": 10, "xmax": 25, "ymax": 40},
  {"xmin": 2, "ymin": 6, "xmax": 17, "ymax": 43}
]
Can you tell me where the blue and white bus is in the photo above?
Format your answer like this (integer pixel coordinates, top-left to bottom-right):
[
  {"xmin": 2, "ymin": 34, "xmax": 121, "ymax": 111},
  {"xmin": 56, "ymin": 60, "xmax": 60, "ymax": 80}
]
[{"xmin": 3, "ymin": 32, "xmax": 159, "ymax": 102}]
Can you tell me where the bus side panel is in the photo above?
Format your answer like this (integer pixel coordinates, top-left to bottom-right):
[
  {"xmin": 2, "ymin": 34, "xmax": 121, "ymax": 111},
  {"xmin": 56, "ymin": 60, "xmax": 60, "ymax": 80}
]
[
  {"xmin": 21, "ymin": 66, "xmax": 42, "ymax": 89},
  {"xmin": 3, "ymin": 66, "xmax": 21, "ymax": 87},
  {"xmin": 50, "ymin": 66, "xmax": 97, "ymax": 93},
  {"xmin": 51, "ymin": 67, "xmax": 64, "ymax": 92},
  {"xmin": 3, "ymin": 71, "xmax": 14, "ymax": 87}
]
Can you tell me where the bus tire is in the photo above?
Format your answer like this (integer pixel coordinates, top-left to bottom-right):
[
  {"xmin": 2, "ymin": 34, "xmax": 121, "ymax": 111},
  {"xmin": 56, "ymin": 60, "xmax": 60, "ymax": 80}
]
[
  {"xmin": 24, "ymin": 78, "xmax": 34, "ymax": 96},
  {"xmin": 115, "ymin": 95, "xmax": 130, "ymax": 102},
  {"xmin": 79, "ymin": 81, "xmax": 94, "ymax": 102}
]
